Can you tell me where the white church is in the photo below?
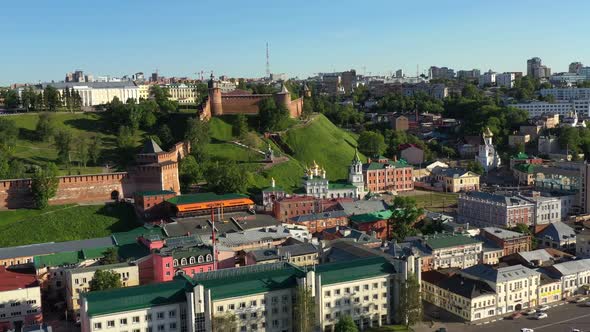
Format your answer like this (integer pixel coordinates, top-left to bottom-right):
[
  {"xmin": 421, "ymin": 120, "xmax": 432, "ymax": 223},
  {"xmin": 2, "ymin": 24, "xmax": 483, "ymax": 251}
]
[
  {"xmin": 303, "ymin": 150, "xmax": 366, "ymax": 199},
  {"xmin": 475, "ymin": 127, "xmax": 501, "ymax": 172}
]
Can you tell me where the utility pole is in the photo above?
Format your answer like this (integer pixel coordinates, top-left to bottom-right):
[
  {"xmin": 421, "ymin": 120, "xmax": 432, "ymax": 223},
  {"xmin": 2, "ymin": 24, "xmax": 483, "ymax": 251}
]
[{"xmin": 266, "ymin": 42, "xmax": 270, "ymax": 79}]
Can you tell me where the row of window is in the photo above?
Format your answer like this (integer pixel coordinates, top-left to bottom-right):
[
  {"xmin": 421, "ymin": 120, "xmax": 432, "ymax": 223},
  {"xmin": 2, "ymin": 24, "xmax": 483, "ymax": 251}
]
[
  {"xmin": 324, "ymin": 282, "xmax": 386, "ymax": 297},
  {"xmin": 0, "ymin": 300, "xmax": 37, "ymax": 309},
  {"xmin": 94, "ymin": 324, "xmax": 176, "ymax": 332},
  {"xmin": 217, "ymin": 295, "xmax": 290, "ymax": 312},
  {"xmin": 93, "ymin": 311, "xmax": 176, "ymax": 330},
  {"xmin": 173, "ymin": 255, "xmax": 213, "ymax": 267},
  {"xmin": 0, "ymin": 310, "xmax": 37, "ymax": 318},
  {"xmin": 324, "ymin": 293, "xmax": 387, "ymax": 307}
]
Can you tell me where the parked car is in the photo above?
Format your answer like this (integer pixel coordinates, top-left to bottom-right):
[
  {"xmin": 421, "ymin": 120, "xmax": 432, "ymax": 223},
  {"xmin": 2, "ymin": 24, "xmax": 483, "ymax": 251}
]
[
  {"xmin": 535, "ymin": 312, "xmax": 548, "ymax": 320},
  {"xmin": 510, "ymin": 312, "xmax": 523, "ymax": 319},
  {"xmin": 574, "ymin": 297, "xmax": 587, "ymax": 303},
  {"xmin": 537, "ymin": 305, "xmax": 550, "ymax": 311},
  {"xmin": 520, "ymin": 329, "xmax": 534, "ymax": 332},
  {"xmin": 524, "ymin": 309, "xmax": 537, "ymax": 315},
  {"xmin": 437, "ymin": 328, "xmax": 447, "ymax": 332}
]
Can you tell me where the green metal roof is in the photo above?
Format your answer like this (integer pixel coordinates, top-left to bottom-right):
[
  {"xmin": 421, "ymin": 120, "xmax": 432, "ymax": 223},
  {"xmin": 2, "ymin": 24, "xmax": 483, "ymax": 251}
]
[
  {"xmin": 84, "ymin": 278, "xmax": 190, "ymax": 317},
  {"xmin": 166, "ymin": 193, "xmax": 250, "ymax": 206},
  {"xmin": 349, "ymin": 210, "xmax": 393, "ymax": 224},
  {"xmin": 315, "ymin": 256, "xmax": 395, "ymax": 285},
  {"xmin": 515, "ymin": 163, "xmax": 536, "ymax": 174},
  {"xmin": 328, "ymin": 182, "xmax": 357, "ymax": 190},
  {"xmin": 112, "ymin": 227, "xmax": 167, "ymax": 246},
  {"xmin": 195, "ymin": 264, "xmax": 303, "ymax": 300},
  {"xmin": 135, "ymin": 190, "xmax": 176, "ymax": 196},
  {"xmin": 424, "ymin": 233, "xmax": 482, "ymax": 250},
  {"xmin": 34, "ymin": 247, "xmax": 112, "ymax": 269},
  {"xmin": 364, "ymin": 160, "xmax": 411, "ymax": 171}
]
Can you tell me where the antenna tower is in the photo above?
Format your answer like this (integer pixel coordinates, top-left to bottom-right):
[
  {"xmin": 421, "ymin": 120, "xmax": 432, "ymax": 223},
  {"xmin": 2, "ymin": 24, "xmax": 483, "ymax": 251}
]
[{"xmin": 266, "ymin": 42, "xmax": 270, "ymax": 78}]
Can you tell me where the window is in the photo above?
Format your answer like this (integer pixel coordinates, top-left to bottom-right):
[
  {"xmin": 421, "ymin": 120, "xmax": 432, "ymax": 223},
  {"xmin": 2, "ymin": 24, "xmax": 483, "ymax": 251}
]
[
  {"xmin": 239, "ymin": 302, "xmax": 246, "ymax": 308},
  {"xmin": 146, "ymin": 314, "xmax": 152, "ymax": 322},
  {"xmin": 168, "ymin": 310, "xmax": 176, "ymax": 318},
  {"xmin": 107, "ymin": 321, "xmax": 115, "ymax": 328},
  {"xmin": 228, "ymin": 304, "xmax": 235, "ymax": 310},
  {"xmin": 94, "ymin": 323, "xmax": 102, "ymax": 330},
  {"xmin": 157, "ymin": 325, "xmax": 165, "ymax": 332},
  {"xmin": 325, "ymin": 290, "xmax": 331, "ymax": 297},
  {"xmin": 169, "ymin": 323, "xmax": 177, "ymax": 330},
  {"xmin": 251, "ymin": 313, "xmax": 257, "ymax": 318},
  {"xmin": 217, "ymin": 306, "xmax": 224, "ymax": 312},
  {"xmin": 133, "ymin": 317, "xmax": 140, "ymax": 324},
  {"xmin": 157, "ymin": 312, "xmax": 165, "ymax": 320},
  {"xmin": 180, "ymin": 258, "xmax": 187, "ymax": 265},
  {"xmin": 251, "ymin": 300, "xmax": 257, "ymax": 306},
  {"xmin": 251, "ymin": 324, "xmax": 257, "ymax": 330},
  {"xmin": 146, "ymin": 328, "xmax": 152, "ymax": 332},
  {"xmin": 120, "ymin": 318, "xmax": 128, "ymax": 326},
  {"xmin": 189, "ymin": 257, "xmax": 195, "ymax": 264}
]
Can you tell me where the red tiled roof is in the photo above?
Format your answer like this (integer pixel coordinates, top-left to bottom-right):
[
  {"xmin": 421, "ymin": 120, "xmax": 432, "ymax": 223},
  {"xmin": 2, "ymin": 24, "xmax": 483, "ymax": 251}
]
[{"xmin": 0, "ymin": 266, "xmax": 38, "ymax": 291}]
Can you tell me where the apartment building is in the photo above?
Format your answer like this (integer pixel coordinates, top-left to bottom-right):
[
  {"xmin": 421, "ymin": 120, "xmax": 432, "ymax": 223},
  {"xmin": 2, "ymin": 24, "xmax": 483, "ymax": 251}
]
[
  {"xmin": 429, "ymin": 167, "xmax": 480, "ymax": 193},
  {"xmin": 540, "ymin": 88, "xmax": 590, "ymax": 101},
  {"xmin": 458, "ymin": 192, "xmax": 535, "ymax": 228},
  {"xmin": 0, "ymin": 267, "xmax": 42, "ymax": 331},
  {"xmin": 65, "ymin": 263, "xmax": 140, "ymax": 316},
  {"xmin": 543, "ymin": 259, "xmax": 590, "ymax": 298},
  {"xmin": 535, "ymin": 221, "xmax": 576, "ymax": 251},
  {"xmin": 362, "ymin": 157, "xmax": 414, "ymax": 194},
  {"xmin": 411, "ymin": 233, "xmax": 483, "ymax": 272},
  {"xmin": 287, "ymin": 210, "xmax": 349, "ymax": 234},
  {"xmin": 422, "ymin": 271, "xmax": 497, "ymax": 322},
  {"xmin": 81, "ymin": 256, "xmax": 410, "ymax": 332},
  {"xmin": 512, "ymin": 100, "xmax": 590, "ymax": 118},
  {"xmin": 480, "ymin": 227, "xmax": 531, "ymax": 256},
  {"xmin": 461, "ymin": 264, "xmax": 541, "ymax": 314},
  {"xmin": 519, "ymin": 193, "xmax": 562, "ymax": 225}
]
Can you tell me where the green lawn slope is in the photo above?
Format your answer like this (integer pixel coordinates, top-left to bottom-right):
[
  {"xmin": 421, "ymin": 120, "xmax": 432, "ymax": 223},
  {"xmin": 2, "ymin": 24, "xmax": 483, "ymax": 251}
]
[
  {"xmin": 283, "ymin": 114, "xmax": 364, "ymax": 180},
  {"xmin": 0, "ymin": 203, "xmax": 138, "ymax": 247}
]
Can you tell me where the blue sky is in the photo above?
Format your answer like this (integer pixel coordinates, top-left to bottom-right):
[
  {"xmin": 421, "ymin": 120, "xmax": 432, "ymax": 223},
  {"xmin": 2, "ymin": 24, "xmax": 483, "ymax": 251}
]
[{"xmin": 1, "ymin": 0, "xmax": 590, "ymax": 85}]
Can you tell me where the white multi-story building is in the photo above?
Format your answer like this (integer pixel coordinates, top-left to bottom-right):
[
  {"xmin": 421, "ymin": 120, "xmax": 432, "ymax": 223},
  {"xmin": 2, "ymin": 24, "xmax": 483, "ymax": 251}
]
[
  {"xmin": 461, "ymin": 264, "xmax": 541, "ymax": 314},
  {"xmin": 479, "ymin": 70, "xmax": 496, "ymax": 87},
  {"xmin": 31, "ymin": 82, "xmax": 140, "ymax": 107},
  {"xmin": 81, "ymin": 256, "xmax": 417, "ymax": 332},
  {"xmin": 544, "ymin": 259, "xmax": 590, "ymax": 298},
  {"xmin": 0, "ymin": 267, "xmax": 43, "ymax": 331},
  {"xmin": 519, "ymin": 194, "xmax": 561, "ymax": 225},
  {"xmin": 540, "ymin": 88, "xmax": 590, "ymax": 101},
  {"xmin": 496, "ymin": 72, "xmax": 515, "ymax": 88},
  {"xmin": 512, "ymin": 100, "xmax": 590, "ymax": 117}
]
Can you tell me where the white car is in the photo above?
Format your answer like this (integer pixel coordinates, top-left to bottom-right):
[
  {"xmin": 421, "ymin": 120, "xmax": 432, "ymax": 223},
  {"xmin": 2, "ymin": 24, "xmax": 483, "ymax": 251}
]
[
  {"xmin": 535, "ymin": 312, "xmax": 548, "ymax": 320},
  {"xmin": 537, "ymin": 305, "xmax": 550, "ymax": 311},
  {"xmin": 520, "ymin": 329, "xmax": 534, "ymax": 332},
  {"xmin": 524, "ymin": 309, "xmax": 537, "ymax": 315},
  {"xmin": 574, "ymin": 297, "xmax": 587, "ymax": 303}
]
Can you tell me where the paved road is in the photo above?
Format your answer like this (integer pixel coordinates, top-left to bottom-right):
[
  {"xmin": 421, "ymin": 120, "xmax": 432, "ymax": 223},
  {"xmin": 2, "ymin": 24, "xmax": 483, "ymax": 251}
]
[{"xmin": 415, "ymin": 302, "xmax": 590, "ymax": 332}]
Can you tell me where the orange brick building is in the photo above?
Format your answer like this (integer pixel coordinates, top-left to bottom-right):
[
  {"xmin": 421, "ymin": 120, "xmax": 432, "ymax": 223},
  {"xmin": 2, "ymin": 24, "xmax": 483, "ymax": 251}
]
[
  {"xmin": 362, "ymin": 156, "xmax": 414, "ymax": 194},
  {"xmin": 272, "ymin": 196, "xmax": 351, "ymax": 223}
]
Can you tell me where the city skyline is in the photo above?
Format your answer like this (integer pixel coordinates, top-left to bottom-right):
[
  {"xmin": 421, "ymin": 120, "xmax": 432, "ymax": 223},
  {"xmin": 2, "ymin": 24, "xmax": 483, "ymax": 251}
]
[{"xmin": 2, "ymin": 0, "xmax": 590, "ymax": 85}]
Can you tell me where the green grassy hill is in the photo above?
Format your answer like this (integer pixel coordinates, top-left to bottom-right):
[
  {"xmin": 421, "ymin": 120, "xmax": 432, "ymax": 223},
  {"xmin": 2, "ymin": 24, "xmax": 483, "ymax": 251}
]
[
  {"xmin": 0, "ymin": 204, "xmax": 138, "ymax": 247},
  {"xmin": 283, "ymin": 114, "xmax": 364, "ymax": 180},
  {"xmin": 7, "ymin": 112, "xmax": 145, "ymax": 175}
]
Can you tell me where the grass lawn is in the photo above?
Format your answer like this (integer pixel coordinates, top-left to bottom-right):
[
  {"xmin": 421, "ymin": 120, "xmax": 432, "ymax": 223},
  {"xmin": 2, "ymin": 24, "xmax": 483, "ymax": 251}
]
[
  {"xmin": 0, "ymin": 203, "xmax": 139, "ymax": 247},
  {"xmin": 7, "ymin": 112, "xmax": 145, "ymax": 176},
  {"xmin": 283, "ymin": 114, "xmax": 363, "ymax": 180},
  {"xmin": 0, "ymin": 204, "xmax": 74, "ymax": 228},
  {"xmin": 404, "ymin": 190, "xmax": 459, "ymax": 213}
]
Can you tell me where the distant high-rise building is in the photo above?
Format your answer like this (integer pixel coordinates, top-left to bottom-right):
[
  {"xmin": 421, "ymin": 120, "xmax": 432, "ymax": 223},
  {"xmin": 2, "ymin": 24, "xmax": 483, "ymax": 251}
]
[
  {"xmin": 496, "ymin": 72, "xmax": 516, "ymax": 88},
  {"xmin": 527, "ymin": 57, "xmax": 551, "ymax": 79},
  {"xmin": 65, "ymin": 72, "xmax": 74, "ymax": 82},
  {"xmin": 479, "ymin": 70, "xmax": 496, "ymax": 87},
  {"xmin": 74, "ymin": 70, "xmax": 85, "ymax": 83},
  {"xmin": 569, "ymin": 62, "xmax": 584, "ymax": 74},
  {"xmin": 85, "ymin": 74, "xmax": 94, "ymax": 83},
  {"xmin": 150, "ymin": 72, "xmax": 159, "ymax": 82},
  {"xmin": 395, "ymin": 69, "xmax": 403, "ymax": 78},
  {"xmin": 429, "ymin": 66, "xmax": 455, "ymax": 79},
  {"xmin": 457, "ymin": 69, "xmax": 481, "ymax": 80}
]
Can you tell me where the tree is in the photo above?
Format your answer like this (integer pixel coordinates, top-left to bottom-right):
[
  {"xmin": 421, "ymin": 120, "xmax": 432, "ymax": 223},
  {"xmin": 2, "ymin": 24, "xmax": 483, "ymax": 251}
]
[
  {"xmin": 88, "ymin": 135, "xmax": 102, "ymax": 166},
  {"xmin": 76, "ymin": 135, "xmax": 90, "ymax": 168},
  {"xmin": 389, "ymin": 197, "xmax": 423, "ymax": 241},
  {"xmin": 293, "ymin": 285, "xmax": 316, "ymax": 332},
  {"xmin": 89, "ymin": 269, "xmax": 122, "ymax": 291},
  {"xmin": 102, "ymin": 247, "xmax": 120, "ymax": 265},
  {"xmin": 54, "ymin": 129, "xmax": 74, "ymax": 165},
  {"xmin": 258, "ymin": 98, "xmax": 289, "ymax": 131},
  {"xmin": 205, "ymin": 162, "xmax": 251, "ymax": 194},
  {"xmin": 212, "ymin": 313, "xmax": 237, "ymax": 332},
  {"xmin": 398, "ymin": 274, "xmax": 422, "ymax": 327},
  {"xmin": 357, "ymin": 131, "xmax": 385, "ymax": 157},
  {"xmin": 232, "ymin": 113, "xmax": 249, "ymax": 138},
  {"xmin": 0, "ymin": 118, "xmax": 18, "ymax": 155},
  {"xmin": 31, "ymin": 163, "xmax": 59, "ymax": 209},
  {"xmin": 185, "ymin": 117, "xmax": 210, "ymax": 162},
  {"xmin": 466, "ymin": 160, "xmax": 484, "ymax": 175},
  {"xmin": 334, "ymin": 315, "xmax": 358, "ymax": 332},
  {"xmin": 116, "ymin": 126, "xmax": 136, "ymax": 168},
  {"xmin": 1, "ymin": 89, "xmax": 19, "ymax": 109},
  {"xmin": 36, "ymin": 112, "xmax": 55, "ymax": 141},
  {"xmin": 179, "ymin": 155, "xmax": 201, "ymax": 192},
  {"xmin": 43, "ymin": 86, "xmax": 62, "ymax": 111},
  {"xmin": 21, "ymin": 87, "xmax": 38, "ymax": 111},
  {"xmin": 241, "ymin": 132, "xmax": 262, "ymax": 161},
  {"xmin": 157, "ymin": 125, "xmax": 174, "ymax": 149}
]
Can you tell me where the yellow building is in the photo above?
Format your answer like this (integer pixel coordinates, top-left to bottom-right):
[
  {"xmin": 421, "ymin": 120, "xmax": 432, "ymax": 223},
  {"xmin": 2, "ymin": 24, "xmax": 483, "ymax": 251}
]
[
  {"xmin": 65, "ymin": 263, "xmax": 139, "ymax": 317},
  {"xmin": 166, "ymin": 84, "xmax": 198, "ymax": 104},
  {"xmin": 538, "ymin": 275, "xmax": 562, "ymax": 305},
  {"xmin": 137, "ymin": 84, "xmax": 150, "ymax": 100},
  {"xmin": 431, "ymin": 167, "xmax": 480, "ymax": 193}
]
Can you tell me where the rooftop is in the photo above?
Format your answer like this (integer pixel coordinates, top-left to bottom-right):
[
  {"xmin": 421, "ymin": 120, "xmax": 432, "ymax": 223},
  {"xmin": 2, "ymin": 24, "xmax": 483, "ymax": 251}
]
[
  {"xmin": 535, "ymin": 221, "xmax": 576, "ymax": 242},
  {"xmin": 461, "ymin": 264, "xmax": 539, "ymax": 283},
  {"xmin": 421, "ymin": 232, "xmax": 481, "ymax": 250},
  {"xmin": 315, "ymin": 256, "xmax": 395, "ymax": 285},
  {"xmin": 422, "ymin": 270, "xmax": 495, "ymax": 299},
  {"xmin": 84, "ymin": 278, "xmax": 190, "ymax": 317},
  {"xmin": 68, "ymin": 262, "xmax": 134, "ymax": 274},
  {"xmin": 515, "ymin": 163, "xmax": 536, "ymax": 174},
  {"xmin": 482, "ymin": 227, "xmax": 528, "ymax": 240},
  {"xmin": 248, "ymin": 243, "xmax": 318, "ymax": 262},
  {"xmin": 0, "ymin": 236, "xmax": 114, "ymax": 261},
  {"xmin": 167, "ymin": 212, "xmax": 280, "ymax": 239},
  {"xmin": 349, "ymin": 210, "xmax": 393, "ymax": 224},
  {"xmin": 431, "ymin": 167, "xmax": 477, "ymax": 178},
  {"xmin": 0, "ymin": 266, "xmax": 38, "ymax": 292},
  {"xmin": 548, "ymin": 258, "xmax": 590, "ymax": 276},
  {"xmin": 141, "ymin": 139, "xmax": 163, "ymax": 154},
  {"xmin": 339, "ymin": 200, "xmax": 389, "ymax": 216},
  {"xmin": 289, "ymin": 210, "xmax": 348, "ymax": 223},
  {"xmin": 463, "ymin": 192, "xmax": 533, "ymax": 207}
]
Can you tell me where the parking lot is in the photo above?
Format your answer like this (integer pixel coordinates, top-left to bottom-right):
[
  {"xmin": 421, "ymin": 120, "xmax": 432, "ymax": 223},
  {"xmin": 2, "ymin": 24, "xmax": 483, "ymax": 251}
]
[{"xmin": 415, "ymin": 301, "xmax": 590, "ymax": 332}]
